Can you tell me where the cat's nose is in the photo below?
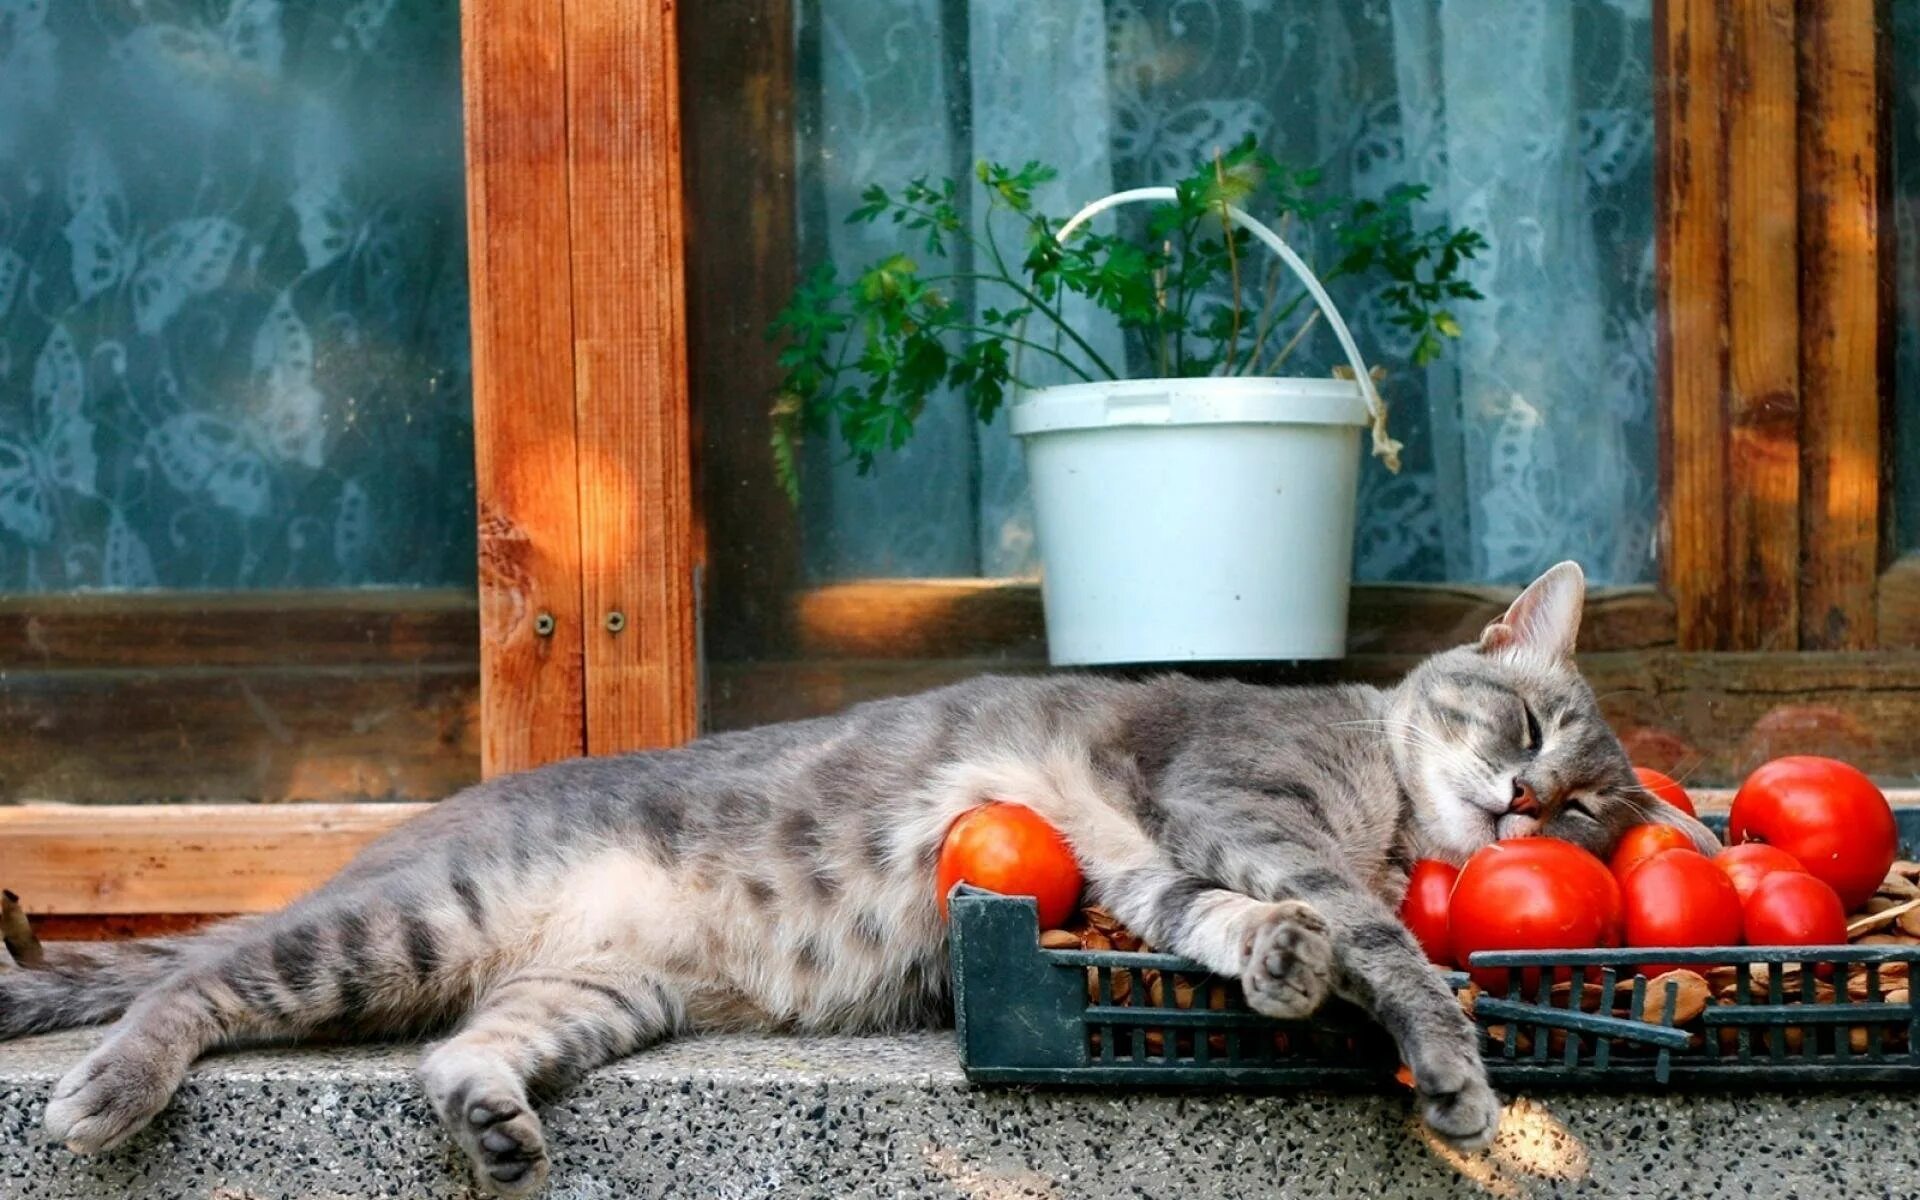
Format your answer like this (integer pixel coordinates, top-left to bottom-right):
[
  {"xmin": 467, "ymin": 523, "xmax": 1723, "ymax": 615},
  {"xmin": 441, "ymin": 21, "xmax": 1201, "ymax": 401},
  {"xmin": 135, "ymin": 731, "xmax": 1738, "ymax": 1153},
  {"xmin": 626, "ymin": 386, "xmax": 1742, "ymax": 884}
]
[{"xmin": 1509, "ymin": 778, "xmax": 1541, "ymax": 817}]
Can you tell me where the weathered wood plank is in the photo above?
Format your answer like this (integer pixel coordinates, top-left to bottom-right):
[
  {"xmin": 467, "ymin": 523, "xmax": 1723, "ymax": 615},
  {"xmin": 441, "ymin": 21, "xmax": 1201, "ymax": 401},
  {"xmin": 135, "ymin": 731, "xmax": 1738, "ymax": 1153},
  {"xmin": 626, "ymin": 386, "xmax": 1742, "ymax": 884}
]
[
  {"xmin": 0, "ymin": 667, "xmax": 478, "ymax": 805},
  {"xmin": 1797, "ymin": 0, "xmax": 1889, "ymax": 649},
  {"xmin": 565, "ymin": 0, "xmax": 699, "ymax": 752},
  {"xmin": 463, "ymin": 0, "xmax": 589, "ymax": 773},
  {"xmin": 1656, "ymin": 0, "xmax": 1733, "ymax": 650},
  {"xmin": 0, "ymin": 804, "xmax": 425, "ymax": 916},
  {"xmin": 790, "ymin": 580, "xmax": 1675, "ymax": 661},
  {"xmin": 0, "ymin": 590, "xmax": 476, "ymax": 670},
  {"xmin": 1724, "ymin": 0, "xmax": 1801, "ymax": 649},
  {"xmin": 1876, "ymin": 553, "xmax": 1920, "ymax": 648},
  {"xmin": 680, "ymin": 0, "xmax": 803, "ymax": 663}
]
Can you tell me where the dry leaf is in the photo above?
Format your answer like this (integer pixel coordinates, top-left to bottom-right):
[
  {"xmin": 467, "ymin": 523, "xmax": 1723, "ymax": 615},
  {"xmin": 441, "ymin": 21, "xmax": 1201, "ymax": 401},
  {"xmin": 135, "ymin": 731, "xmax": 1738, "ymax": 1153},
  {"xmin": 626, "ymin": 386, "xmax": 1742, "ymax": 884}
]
[
  {"xmin": 0, "ymin": 891, "xmax": 43, "ymax": 969},
  {"xmin": 1848, "ymin": 896, "xmax": 1920, "ymax": 938},
  {"xmin": 1641, "ymin": 969, "xmax": 1710, "ymax": 1026},
  {"xmin": 1880, "ymin": 875, "xmax": 1920, "ymax": 900},
  {"xmin": 1083, "ymin": 906, "xmax": 1122, "ymax": 934},
  {"xmin": 1039, "ymin": 929, "xmax": 1079, "ymax": 950}
]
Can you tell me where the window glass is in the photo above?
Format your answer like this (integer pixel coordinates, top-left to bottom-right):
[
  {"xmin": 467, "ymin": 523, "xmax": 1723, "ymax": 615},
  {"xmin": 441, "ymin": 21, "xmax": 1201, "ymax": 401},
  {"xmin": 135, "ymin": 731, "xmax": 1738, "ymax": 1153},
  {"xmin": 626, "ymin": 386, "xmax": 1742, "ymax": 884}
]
[
  {"xmin": 0, "ymin": 0, "xmax": 476, "ymax": 802},
  {"xmin": 0, "ymin": 0, "xmax": 472, "ymax": 591},
  {"xmin": 786, "ymin": 0, "xmax": 1658, "ymax": 586}
]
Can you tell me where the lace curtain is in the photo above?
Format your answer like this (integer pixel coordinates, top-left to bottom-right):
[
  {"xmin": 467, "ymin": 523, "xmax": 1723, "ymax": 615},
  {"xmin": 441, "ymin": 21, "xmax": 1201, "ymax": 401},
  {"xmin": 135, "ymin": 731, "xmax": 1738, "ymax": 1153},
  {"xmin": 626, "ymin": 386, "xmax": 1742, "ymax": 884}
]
[
  {"xmin": 0, "ymin": 0, "xmax": 472, "ymax": 592},
  {"xmin": 796, "ymin": 0, "xmax": 1659, "ymax": 586}
]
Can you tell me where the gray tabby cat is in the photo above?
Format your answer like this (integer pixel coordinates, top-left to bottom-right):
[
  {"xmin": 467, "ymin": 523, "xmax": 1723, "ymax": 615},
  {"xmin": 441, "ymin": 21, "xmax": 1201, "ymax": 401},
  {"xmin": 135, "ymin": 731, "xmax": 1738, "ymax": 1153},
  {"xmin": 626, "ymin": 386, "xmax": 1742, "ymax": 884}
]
[{"xmin": 2, "ymin": 561, "xmax": 1712, "ymax": 1196}]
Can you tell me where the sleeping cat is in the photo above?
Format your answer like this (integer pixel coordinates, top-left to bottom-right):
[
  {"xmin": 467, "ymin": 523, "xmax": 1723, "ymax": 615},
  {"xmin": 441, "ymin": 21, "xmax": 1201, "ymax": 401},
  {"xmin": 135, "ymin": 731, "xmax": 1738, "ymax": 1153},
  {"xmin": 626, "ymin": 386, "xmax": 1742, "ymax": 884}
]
[{"xmin": 1, "ymin": 560, "xmax": 1712, "ymax": 1196}]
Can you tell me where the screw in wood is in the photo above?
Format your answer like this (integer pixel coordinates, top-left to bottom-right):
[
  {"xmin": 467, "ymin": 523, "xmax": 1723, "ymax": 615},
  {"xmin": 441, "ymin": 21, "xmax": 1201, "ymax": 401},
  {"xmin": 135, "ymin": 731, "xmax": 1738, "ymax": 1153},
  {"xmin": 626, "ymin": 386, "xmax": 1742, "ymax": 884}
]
[
  {"xmin": 534, "ymin": 612, "xmax": 556, "ymax": 637},
  {"xmin": 604, "ymin": 611, "xmax": 626, "ymax": 633}
]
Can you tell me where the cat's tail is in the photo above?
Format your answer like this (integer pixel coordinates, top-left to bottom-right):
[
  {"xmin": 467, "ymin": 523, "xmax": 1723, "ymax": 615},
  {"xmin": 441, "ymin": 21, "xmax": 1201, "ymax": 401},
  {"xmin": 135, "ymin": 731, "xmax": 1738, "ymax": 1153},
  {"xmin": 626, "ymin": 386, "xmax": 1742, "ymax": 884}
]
[{"xmin": 0, "ymin": 920, "xmax": 255, "ymax": 1039}]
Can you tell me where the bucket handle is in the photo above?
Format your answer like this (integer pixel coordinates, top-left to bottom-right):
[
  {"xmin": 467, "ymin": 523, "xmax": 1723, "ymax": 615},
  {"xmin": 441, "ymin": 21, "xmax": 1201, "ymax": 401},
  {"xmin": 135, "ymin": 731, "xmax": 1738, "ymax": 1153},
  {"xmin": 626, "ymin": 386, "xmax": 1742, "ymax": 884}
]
[{"xmin": 1057, "ymin": 187, "xmax": 1402, "ymax": 472}]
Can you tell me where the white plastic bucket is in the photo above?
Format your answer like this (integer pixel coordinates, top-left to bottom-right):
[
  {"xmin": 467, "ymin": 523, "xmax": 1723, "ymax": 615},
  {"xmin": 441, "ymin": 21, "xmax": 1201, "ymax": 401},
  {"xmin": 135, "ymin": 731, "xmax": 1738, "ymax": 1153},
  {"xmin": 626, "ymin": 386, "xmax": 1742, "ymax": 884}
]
[{"xmin": 1009, "ymin": 188, "xmax": 1395, "ymax": 665}]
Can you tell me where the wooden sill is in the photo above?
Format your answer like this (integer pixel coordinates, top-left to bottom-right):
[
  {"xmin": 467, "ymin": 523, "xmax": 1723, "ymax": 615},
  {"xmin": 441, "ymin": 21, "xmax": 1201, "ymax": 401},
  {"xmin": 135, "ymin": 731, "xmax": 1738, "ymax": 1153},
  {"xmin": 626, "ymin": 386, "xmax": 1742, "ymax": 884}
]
[
  {"xmin": 13, "ymin": 790, "xmax": 1920, "ymax": 924},
  {"xmin": 0, "ymin": 588, "xmax": 477, "ymax": 669},
  {"xmin": 791, "ymin": 579, "xmax": 1676, "ymax": 661}
]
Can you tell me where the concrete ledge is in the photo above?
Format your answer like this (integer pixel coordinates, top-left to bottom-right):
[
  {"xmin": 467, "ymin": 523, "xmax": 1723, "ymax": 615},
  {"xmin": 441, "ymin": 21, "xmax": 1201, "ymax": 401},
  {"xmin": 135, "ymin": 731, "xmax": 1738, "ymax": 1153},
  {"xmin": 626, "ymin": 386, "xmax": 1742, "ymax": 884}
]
[{"xmin": 3, "ymin": 1029, "xmax": 1917, "ymax": 1199}]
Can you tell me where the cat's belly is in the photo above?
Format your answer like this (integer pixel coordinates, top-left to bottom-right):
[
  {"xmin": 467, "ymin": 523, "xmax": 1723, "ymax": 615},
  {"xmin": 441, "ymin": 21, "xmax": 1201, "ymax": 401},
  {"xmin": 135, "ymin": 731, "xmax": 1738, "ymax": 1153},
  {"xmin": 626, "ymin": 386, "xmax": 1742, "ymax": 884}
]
[{"xmin": 530, "ymin": 847, "xmax": 950, "ymax": 1034}]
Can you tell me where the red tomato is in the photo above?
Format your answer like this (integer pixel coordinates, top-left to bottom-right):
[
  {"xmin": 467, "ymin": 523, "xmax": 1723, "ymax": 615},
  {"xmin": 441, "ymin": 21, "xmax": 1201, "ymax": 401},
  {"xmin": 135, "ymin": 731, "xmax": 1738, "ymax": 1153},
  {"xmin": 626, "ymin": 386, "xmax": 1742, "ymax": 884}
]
[
  {"xmin": 1634, "ymin": 766, "xmax": 1697, "ymax": 817},
  {"xmin": 1609, "ymin": 824, "xmax": 1696, "ymax": 883},
  {"xmin": 1620, "ymin": 848, "xmax": 1745, "ymax": 975},
  {"xmin": 1713, "ymin": 842, "xmax": 1808, "ymax": 905},
  {"xmin": 1741, "ymin": 871, "xmax": 1848, "ymax": 949},
  {"xmin": 935, "ymin": 802, "xmax": 1083, "ymax": 929},
  {"xmin": 1398, "ymin": 860, "xmax": 1460, "ymax": 967},
  {"xmin": 1449, "ymin": 838, "xmax": 1621, "ymax": 990},
  {"xmin": 1728, "ymin": 756, "xmax": 1896, "ymax": 911}
]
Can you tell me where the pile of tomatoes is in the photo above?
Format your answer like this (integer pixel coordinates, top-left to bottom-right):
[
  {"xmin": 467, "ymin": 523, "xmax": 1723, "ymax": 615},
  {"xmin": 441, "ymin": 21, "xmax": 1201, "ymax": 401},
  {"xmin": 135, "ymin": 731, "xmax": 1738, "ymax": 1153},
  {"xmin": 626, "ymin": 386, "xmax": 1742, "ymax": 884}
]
[{"xmin": 1401, "ymin": 757, "xmax": 1900, "ymax": 983}]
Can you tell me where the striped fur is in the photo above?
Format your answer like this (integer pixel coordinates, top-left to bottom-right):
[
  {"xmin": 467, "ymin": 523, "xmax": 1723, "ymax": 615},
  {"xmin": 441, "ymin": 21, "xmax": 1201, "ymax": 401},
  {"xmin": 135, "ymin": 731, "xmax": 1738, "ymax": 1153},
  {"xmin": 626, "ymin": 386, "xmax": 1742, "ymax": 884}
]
[{"xmin": 3, "ymin": 561, "xmax": 1706, "ymax": 1193}]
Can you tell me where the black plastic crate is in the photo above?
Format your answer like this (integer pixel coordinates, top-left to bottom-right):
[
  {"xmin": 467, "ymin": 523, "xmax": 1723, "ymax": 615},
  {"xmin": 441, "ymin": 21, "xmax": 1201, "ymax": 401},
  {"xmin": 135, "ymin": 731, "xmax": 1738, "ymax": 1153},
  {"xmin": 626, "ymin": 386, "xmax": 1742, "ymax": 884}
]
[{"xmin": 949, "ymin": 809, "xmax": 1920, "ymax": 1089}]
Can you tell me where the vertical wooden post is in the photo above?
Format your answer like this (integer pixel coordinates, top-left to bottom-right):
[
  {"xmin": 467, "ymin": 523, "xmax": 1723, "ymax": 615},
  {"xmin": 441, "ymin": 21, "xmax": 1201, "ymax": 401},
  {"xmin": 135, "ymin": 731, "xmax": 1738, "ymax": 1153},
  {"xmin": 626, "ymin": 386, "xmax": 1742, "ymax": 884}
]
[
  {"xmin": 1725, "ymin": 0, "xmax": 1801, "ymax": 651},
  {"xmin": 566, "ymin": 0, "xmax": 699, "ymax": 752},
  {"xmin": 1657, "ymin": 0, "xmax": 1732, "ymax": 650},
  {"xmin": 464, "ymin": 0, "xmax": 699, "ymax": 773},
  {"xmin": 1798, "ymin": 0, "xmax": 1890, "ymax": 649},
  {"xmin": 463, "ymin": 0, "xmax": 589, "ymax": 774},
  {"xmin": 1658, "ymin": 0, "xmax": 1888, "ymax": 652}
]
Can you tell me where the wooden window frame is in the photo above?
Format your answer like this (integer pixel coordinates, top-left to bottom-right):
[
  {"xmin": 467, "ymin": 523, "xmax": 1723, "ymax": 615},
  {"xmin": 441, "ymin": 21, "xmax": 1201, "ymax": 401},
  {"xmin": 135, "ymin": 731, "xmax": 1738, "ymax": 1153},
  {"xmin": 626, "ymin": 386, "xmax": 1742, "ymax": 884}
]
[{"xmin": 11, "ymin": 0, "xmax": 1917, "ymax": 929}]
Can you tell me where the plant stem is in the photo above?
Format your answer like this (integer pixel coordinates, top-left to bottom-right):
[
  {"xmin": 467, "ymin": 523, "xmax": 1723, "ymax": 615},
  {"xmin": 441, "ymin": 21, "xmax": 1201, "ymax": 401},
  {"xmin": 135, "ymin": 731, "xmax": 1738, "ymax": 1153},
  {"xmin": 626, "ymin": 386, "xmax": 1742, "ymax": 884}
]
[
  {"xmin": 891, "ymin": 197, "xmax": 1122, "ymax": 377},
  {"xmin": 1173, "ymin": 220, "xmax": 1197, "ymax": 375},
  {"xmin": 899, "ymin": 195, "xmax": 1125, "ymax": 380},
  {"xmin": 1243, "ymin": 257, "xmax": 1283, "ymax": 370},
  {"xmin": 1245, "ymin": 255, "xmax": 1351, "ymax": 374},
  {"xmin": 1214, "ymin": 151, "xmax": 1244, "ymax": 375},
  {"xmin": 1153, "ymin": 250, "xmax": 1171, "ymax": 377},
  {"xmin": 1265, "ymin": 308, "xmax": 1321, "ymax": 374},
  {"xmin": 945, "ymin": 325, "xmax": 1098, "ymax": 381}
]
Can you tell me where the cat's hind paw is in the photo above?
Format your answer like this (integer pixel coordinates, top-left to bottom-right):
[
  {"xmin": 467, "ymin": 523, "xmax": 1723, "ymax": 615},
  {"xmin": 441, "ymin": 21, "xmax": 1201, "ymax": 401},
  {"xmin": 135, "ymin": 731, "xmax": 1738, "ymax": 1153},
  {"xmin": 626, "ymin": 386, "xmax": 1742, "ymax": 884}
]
[
  {"xmin": 420, "ymin": 1048, "xmax": 551, "ymax": 1197},
  {"xmin": 460, "ymin": 1092, "xmax": 550, "ymax": 1197},
  {"xmin": 1239, "ymin": 901, "xmax": 1333, "ymax": 1020},
  {"xmin": 43, "ymin": 1037, "xmax": 178, "ymax": 1153}
]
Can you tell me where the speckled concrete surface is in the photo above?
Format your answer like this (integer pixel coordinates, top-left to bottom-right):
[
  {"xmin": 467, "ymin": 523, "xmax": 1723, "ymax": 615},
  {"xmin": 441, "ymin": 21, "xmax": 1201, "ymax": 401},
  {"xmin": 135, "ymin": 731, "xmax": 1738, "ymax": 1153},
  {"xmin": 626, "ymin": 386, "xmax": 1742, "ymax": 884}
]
[{"xmin": 1, "ymin": 1029, "xmax": 1915, "ymax": 1199}]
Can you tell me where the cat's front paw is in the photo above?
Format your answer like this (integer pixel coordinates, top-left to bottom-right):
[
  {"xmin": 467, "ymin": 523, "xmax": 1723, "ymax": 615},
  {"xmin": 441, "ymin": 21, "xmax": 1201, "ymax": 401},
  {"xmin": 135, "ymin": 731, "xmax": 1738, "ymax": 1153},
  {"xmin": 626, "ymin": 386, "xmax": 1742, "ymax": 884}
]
[
  {"xmin": 1239, "ymin": 901, "xmax": 1332, "ymax": 1020},
  {"xmin": 1410, "ymin": 1050, "xmax": 1501, "ymax": 1152}
]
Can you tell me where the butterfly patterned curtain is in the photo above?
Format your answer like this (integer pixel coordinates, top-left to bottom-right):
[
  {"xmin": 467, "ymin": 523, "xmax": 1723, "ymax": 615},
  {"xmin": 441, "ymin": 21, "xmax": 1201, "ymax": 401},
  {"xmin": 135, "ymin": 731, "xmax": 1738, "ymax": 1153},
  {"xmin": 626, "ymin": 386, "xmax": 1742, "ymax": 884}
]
[
  {"xmin": 796, "ymin": 0, "xmax": 1659, "ymax": 587},
  {"xmin": 0, "ymin": 0, "xmax": 471, "ymax": 592}
]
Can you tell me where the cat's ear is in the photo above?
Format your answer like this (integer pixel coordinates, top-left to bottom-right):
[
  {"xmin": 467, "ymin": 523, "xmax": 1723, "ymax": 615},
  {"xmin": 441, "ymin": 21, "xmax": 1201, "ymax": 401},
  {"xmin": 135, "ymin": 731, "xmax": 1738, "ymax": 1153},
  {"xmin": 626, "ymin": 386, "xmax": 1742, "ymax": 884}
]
[
  {"xmin": 1634, "ymin": 796, "xmax": 1723, "ymax": 856},
  {"xmin": 1478, "ymin": 561, "xmax": 1585, "ymax": 662}
]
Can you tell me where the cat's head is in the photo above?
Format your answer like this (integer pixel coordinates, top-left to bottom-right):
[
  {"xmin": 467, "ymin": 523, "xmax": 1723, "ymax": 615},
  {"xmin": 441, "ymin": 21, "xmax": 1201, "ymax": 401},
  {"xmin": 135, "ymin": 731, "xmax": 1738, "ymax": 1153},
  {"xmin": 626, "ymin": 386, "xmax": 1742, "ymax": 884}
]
[{"xmin": 1384, "ymin": 561, "xmax": 1718, "ymax": 864}]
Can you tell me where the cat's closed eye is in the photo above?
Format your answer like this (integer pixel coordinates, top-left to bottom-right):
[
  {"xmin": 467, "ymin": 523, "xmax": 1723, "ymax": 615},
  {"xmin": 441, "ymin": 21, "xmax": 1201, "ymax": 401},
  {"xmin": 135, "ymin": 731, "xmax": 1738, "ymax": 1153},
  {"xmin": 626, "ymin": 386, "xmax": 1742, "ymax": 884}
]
[{"xmin": 1520, "ymin": 700, "xmax": 1543, "ymax": 752}]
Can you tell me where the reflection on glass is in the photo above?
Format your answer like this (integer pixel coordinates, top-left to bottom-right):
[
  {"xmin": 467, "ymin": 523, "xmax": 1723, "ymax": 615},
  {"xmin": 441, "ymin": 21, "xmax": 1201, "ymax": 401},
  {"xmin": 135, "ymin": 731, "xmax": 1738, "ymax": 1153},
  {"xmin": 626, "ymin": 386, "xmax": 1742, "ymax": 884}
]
[
  {"xmin": 791, "ymin": 0, "xmax": 1658, "ymax": 586},
  {"xmin": 0, "ymin": 1, "xmax": 472, "ymax": 591}
]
